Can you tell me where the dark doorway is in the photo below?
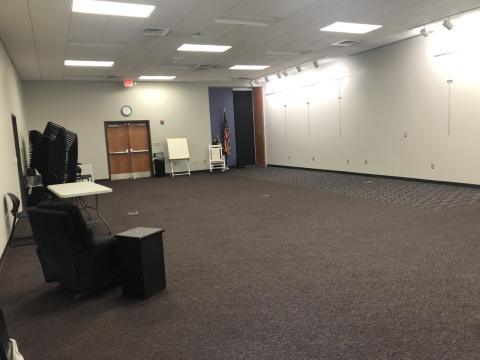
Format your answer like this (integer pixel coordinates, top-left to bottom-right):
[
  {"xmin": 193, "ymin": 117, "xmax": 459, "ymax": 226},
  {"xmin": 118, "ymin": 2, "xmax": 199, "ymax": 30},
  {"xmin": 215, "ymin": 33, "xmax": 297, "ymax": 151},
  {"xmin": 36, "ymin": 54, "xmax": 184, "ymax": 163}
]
[
  {"xmin": 11, "ymin": 115, "xmax": 26, "ymax": 205},
  {"xmin": 233, "ymin": 90, "xmax": 256, "ymax": 167}
]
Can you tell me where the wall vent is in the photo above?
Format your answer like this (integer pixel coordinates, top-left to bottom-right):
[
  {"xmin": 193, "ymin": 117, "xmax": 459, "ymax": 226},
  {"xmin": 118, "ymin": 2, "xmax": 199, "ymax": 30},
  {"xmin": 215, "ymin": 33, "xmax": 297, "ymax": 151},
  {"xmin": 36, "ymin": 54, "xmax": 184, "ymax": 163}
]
[
  {"xmin": 142, "ymin": 28, "xmax": 171, "ymax": 37},
  {"xmin": 331, "ymin": 40, "xmax": 358, "ymax": 47}
]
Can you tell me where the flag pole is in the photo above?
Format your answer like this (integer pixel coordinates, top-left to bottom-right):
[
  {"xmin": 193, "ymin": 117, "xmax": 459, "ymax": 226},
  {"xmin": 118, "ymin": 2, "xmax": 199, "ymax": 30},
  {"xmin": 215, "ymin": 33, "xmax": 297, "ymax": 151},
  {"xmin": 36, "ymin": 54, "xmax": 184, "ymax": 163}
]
[{"xmin": 223, "ymin": 107, "xmax": 230, "ymax": 170}]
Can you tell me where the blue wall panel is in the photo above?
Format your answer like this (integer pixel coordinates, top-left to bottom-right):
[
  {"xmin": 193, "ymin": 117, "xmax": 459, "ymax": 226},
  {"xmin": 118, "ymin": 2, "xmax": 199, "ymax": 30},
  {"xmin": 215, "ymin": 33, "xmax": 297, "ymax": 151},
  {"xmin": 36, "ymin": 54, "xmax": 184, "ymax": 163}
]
[{"xmin": 208, "ymin": 87, "xmax": 237, "ymax": 167}]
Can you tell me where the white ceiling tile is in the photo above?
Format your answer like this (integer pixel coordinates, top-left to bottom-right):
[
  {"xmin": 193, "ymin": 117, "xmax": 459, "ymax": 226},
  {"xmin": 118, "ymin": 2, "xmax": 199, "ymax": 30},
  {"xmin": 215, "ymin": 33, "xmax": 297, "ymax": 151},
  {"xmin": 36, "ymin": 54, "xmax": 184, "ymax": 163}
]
[
  {"xmin": 145, "ymin": 0, "xmax": 201, "ymax": 28},
  {"xmin": 0, "ymin": 0, "xmax": 40, "ymax": 78},
  {"xmin": 69, "ymin": 13, "xmax": 109, "ymax": 43},
  {"xmin": 28, "ymin": 0, "xmax": 71, "ymax": 80},
  {"xmin": 92, "ymin": 45, "xmax": 124, "ymax": 59},
  {"xmin": 101, "ymin": 17, "xmax": 145, "ymax": 44},
  {"xmin": 66, "ymin": 43, "xmax": 96, "ymax": 59},
  {"xmin": 1, "ymin": 0, "xmax": 480, "ymax": 80},
  {"xmin": 174, "ymin": 0, "xmax": 242, "ymax": 34}
]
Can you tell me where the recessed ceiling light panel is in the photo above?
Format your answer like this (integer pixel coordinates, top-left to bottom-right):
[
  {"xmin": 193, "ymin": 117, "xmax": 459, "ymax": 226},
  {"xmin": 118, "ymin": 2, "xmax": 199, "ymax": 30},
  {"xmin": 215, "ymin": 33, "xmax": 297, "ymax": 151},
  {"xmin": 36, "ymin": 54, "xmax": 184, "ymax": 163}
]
[
  {"xmin": 177, "ymin": 44, "xmax": 232, "ymax": 52},
  {"xmin": 72, "ymin": 0, "xmax": 155, "ymax": 18},
  {"xmin": 320, "ymin": 21, "xmax": 382, "ymax": 34},
  {"xmin": 138, "ymin": 75, "xmax": 176, "ymax": 80},
  {"xmin": 64, "ymin": 60, "xmax": 114, "ymax": 67},
  {"xmin": 229, "ymin": 65, "xmax": 270, "ymax": 70}
]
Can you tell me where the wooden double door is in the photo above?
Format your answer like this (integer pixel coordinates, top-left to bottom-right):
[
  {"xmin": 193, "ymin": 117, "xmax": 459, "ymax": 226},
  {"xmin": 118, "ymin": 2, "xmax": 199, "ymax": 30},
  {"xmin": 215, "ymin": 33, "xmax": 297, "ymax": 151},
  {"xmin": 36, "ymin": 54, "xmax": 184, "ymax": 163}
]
[{"xmin": 105, "ymin": 121, "xmax": 153, "ymax": 180}]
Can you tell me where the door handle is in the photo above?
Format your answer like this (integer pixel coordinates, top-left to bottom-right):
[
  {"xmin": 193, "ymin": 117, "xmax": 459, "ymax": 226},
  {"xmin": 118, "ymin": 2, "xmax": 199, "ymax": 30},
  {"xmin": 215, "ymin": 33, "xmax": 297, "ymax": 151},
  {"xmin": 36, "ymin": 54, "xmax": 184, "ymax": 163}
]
[
  {"xmin": 109, "ymin": 150, "xmax": 129, "ymax": 155},
  {"xmin": 130, "ymin": 149, "xmax": 149, "ymax": 153}
]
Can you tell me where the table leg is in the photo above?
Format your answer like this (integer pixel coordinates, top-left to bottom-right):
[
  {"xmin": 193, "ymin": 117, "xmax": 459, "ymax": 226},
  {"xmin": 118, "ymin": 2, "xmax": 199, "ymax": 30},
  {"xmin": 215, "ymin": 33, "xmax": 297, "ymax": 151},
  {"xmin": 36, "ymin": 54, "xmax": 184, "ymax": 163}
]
[
  {"xmin": 95, "ymin": 194, "xmax": 112, "ymax": 234},
  {"xmin": 78, "ymin": 197, "xmax": 92, "ymax": 221}
]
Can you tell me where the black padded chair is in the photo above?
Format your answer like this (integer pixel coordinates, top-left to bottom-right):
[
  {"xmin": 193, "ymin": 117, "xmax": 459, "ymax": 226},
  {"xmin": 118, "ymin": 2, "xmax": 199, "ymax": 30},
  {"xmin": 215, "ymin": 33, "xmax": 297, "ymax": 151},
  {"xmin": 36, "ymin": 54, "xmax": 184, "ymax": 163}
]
[
  {"xmin": 6, "ymin": 193, "xmax": 33, "ymax": 247},
  {"xmin": 27, "ymin": 201, "xmax": 119, "ymax": 292}
]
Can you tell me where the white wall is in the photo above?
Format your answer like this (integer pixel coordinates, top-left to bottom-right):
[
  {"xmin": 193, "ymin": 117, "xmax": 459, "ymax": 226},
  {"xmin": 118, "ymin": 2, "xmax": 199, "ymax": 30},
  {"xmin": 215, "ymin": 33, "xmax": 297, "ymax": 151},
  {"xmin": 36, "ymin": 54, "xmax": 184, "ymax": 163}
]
[
  {"xmin": 23, "ymin": 81, "xmax": 224, "ymax": 179},
  {"xmin": 264, "ymin": 27, "xmax": 480, "ymax": 185},
  {"xmin": 0, "ymin": 40, "xmax": 27, "ymax": 255}
]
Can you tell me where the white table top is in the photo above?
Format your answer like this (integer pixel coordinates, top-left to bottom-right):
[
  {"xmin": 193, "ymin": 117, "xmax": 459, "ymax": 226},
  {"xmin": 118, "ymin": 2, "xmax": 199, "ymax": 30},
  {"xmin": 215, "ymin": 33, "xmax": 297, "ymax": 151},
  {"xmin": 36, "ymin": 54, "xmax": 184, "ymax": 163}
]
[{"xmin": 47, "ymin": 182, "xmax": 112, "ymax": 198}]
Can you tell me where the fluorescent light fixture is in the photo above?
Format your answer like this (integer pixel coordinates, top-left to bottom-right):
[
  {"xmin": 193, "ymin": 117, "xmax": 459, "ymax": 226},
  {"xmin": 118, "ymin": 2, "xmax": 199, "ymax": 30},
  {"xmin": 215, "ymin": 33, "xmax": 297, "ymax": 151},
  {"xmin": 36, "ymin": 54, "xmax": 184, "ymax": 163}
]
[
  {"xmin": 229, "ymin": 65, "xmax": 270, "ymax": 70},
  {"xmin": 177, "ymin": 44, "xmax": 231, "ymax": 52},
  {"xmin": 72, "ymin": 0, "xmax": 155, "ymax": 18},
  {"xmin": 64, "ymin": 60, "xmax": 114, "ymax": 67},
  {"xmin": 320, "ymin": 21, "xmax": 382, "ymax": 34},
  {"xmin": 215, "ymin": 17, "xmax": 271, "ymax": 27},
  {"xmin": 138, "ymin": 75, "xmax": 176, "ymax": 80}
]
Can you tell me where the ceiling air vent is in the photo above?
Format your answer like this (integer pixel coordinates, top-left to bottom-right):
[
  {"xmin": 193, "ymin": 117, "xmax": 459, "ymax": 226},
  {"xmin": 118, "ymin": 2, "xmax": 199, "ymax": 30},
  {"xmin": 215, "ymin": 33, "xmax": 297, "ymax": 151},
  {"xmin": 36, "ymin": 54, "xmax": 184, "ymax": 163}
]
[
  {"xmin": 142, "ymin": 28, "xmax": 171, "ymax": 37},
  {"xmin": 193, "ymin": 64, "xmax": 217, "ymax": 70},
  {"xmin": 331, "ymin": 40, "xmax": 358, "ymax": 47}
]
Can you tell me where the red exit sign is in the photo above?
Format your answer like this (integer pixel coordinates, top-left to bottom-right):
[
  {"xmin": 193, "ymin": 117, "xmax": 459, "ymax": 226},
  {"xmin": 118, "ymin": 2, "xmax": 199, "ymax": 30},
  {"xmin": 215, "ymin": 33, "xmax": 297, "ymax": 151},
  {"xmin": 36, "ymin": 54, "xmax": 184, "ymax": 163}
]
[{"xmin": 124, "ymin": 79, "xmax": 135, "ymax": 88}]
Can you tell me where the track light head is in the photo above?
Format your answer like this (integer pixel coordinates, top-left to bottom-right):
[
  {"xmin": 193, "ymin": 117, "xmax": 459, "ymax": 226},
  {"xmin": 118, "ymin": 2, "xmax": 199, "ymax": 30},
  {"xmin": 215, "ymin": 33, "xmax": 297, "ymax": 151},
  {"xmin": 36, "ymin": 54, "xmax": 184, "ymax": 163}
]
[
  {"xmin": 264, "ymin": 76, "xmax": 269, "ymax": 82},
  {"xmin": 443, "ymin": 19, "xmax": 453, "ymax": 30},
  {"xmin": 420, "ymin": 27, "xmax": 429, "ymax": 37},
  {"xmin": 313, "ymin": 60, "xmax": 320, "ymax": 68},
  {"xmin": 282, "ymin": 70, "xmax": 288, "ymax": 77},
  {"xmin": 296, "ymin": 65, "xmax": 302, "ymax": 73},
  {"xmin": 276, "ymin": 73, "xmax": 282, "ymax": 79},
  {"xmin": 254, "ymin": 80, "xmax": 260, "ymax": 86}
]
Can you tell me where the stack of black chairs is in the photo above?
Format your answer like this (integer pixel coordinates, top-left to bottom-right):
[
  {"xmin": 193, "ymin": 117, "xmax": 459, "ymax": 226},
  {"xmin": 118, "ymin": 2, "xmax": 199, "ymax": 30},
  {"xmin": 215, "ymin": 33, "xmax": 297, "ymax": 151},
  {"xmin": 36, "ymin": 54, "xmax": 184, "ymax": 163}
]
[{"xmin": 29, "ymin": 122, "xmax": 78, "ymax": 187}]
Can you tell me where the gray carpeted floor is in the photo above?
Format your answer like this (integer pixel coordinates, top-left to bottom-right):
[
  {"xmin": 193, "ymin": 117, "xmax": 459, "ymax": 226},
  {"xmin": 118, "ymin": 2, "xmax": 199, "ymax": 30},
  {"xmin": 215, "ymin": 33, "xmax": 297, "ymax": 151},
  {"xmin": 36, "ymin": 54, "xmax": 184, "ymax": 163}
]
[
  {"xmin": 233, "ymin": 167, "xmax": 480, "ymax": 210},
  {"xmin": 2, "ymin": 169, "xmax": 480, "ymax": 359}
]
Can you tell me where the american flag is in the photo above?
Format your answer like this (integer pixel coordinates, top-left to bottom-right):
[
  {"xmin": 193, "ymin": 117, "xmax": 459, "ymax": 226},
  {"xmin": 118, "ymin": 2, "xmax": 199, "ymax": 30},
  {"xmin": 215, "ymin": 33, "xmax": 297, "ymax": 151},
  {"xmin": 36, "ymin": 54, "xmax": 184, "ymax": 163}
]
[{"xmin": 223, "ymin": 109, "xmax": 232, "ymax": 157}]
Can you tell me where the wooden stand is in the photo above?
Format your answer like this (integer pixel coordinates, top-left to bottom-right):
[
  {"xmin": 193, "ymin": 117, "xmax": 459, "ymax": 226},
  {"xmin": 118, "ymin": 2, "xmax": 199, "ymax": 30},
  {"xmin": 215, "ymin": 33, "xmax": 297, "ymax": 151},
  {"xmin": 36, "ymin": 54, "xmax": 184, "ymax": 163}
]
[
  {"xmin": 166, "ymin": 138, "xmax": 191, "ymax": 177},
  {"xmin": 116, "ymin": 227, "xmax": 166, "ymax": 299}
]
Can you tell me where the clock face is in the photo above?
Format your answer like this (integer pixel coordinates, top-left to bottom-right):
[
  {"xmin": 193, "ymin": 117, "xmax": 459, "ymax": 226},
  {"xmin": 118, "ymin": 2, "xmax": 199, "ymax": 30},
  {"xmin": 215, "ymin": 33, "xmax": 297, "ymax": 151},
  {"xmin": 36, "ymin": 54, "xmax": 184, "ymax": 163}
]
[{"xmin": 121, "ymin": 105, "xmax": 132, "ymax": 117}]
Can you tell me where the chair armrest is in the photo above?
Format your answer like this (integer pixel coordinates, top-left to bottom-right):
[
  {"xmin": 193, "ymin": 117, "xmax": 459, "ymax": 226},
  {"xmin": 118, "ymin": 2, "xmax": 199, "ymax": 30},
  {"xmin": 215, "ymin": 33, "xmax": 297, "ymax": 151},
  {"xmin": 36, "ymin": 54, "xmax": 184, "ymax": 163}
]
[{"xmin": 92, "ymin": 235, "xmax": 117, "ymax": 252}]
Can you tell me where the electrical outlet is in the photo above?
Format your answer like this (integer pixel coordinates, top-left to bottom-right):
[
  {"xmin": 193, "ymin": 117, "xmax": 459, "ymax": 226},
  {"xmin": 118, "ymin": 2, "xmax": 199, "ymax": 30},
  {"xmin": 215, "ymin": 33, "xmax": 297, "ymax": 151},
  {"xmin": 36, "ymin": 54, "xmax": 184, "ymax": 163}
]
[
  {"xmin": 403, "ymin": 131, "xmax": 408, "ymax": 138},
  {"xmin": 312, "ymin": 157, "xmax": 315, "ymax": 161},
  {"xmin": 431, "ymin": 163, "xmax": 435, "ymax": 170},
  {"xmin": 347, "ymin": 159, "xmax": 350, "ymax": 164},
  {"xmin": 365, "ymin": 160, "xmax": 368, "ymax": 165}
]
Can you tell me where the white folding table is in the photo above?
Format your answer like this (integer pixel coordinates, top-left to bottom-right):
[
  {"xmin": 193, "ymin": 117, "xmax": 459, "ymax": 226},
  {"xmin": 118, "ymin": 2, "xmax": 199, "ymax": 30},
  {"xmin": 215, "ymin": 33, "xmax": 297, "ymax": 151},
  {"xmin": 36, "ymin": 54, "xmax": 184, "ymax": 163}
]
[{"xmin": 47, "ymin": 182, "xmax": 113, "ymax": 234}]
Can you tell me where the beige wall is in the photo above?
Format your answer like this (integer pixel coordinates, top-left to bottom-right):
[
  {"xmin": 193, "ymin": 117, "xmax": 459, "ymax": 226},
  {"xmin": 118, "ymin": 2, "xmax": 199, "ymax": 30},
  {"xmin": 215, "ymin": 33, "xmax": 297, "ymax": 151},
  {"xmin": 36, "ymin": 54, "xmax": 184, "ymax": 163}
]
[
  {"xmin": 0, "ymin": 40, "xmax": 27, "ymax": 255},
  {"xmin": 23, "ymin": 81, "xmax": 227, "ymax": 179},
  {"xmin": 265, "ymin": 35, "xmax": 480, "ymax": 185}
]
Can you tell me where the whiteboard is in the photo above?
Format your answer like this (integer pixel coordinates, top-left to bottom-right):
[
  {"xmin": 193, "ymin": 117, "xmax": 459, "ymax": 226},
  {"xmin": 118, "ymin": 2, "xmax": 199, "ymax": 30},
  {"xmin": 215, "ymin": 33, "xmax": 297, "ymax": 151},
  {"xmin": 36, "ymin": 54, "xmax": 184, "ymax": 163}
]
[{"xmin": 166, "ymin": 138, "xmax": 190, "ymax": 160}]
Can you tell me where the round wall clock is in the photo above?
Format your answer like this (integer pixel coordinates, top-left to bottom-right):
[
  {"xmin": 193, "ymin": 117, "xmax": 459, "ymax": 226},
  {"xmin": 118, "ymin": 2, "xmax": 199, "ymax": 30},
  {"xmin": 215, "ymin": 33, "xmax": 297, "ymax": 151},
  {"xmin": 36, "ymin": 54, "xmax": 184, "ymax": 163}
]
[{"xmin": 121, "ymin": 105, "xmax": 132, "ymax": 117}]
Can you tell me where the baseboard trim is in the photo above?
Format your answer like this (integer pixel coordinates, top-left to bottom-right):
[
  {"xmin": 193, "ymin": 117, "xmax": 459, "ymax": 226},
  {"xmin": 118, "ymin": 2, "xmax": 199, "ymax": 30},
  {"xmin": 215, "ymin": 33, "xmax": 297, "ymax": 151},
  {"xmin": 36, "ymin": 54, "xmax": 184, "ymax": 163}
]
[
  {"xmin": 267, "ymin": 164, "xmax": 480, "ymax": 189},
  {"xmin": 97, "ymin": 169, "xmax": 212, "ymax": 182}
]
